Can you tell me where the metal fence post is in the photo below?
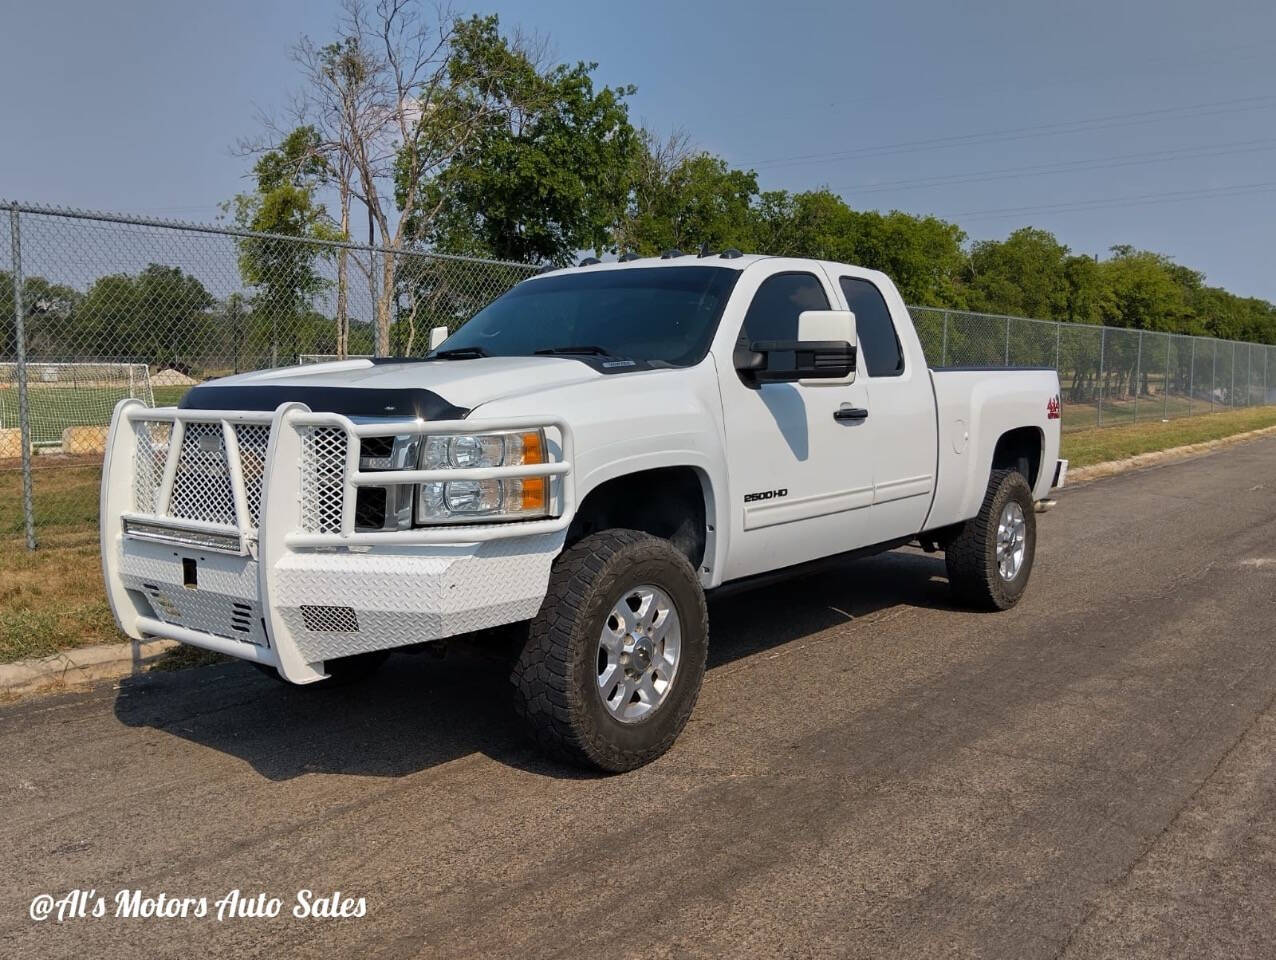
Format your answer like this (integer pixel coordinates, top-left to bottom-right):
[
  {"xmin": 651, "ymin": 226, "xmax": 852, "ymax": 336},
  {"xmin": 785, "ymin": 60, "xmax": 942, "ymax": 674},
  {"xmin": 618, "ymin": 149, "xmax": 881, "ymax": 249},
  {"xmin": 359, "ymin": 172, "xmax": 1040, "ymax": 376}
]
[
  {"xmin": 1004, "ymin": 315, "xmax": 1011, "ymax": 365},
  {"xmin": 1134, "ymin": 329, "xmax": 1143, "ymax": 422},
  {"xmin": 940, "ymin": 311, "xmax": 949, "ymax": 366},
  {"xmin": 1247, "ymin": 344, "xmax": 1253, "ymax": 406},
  {"xmin": 1054, "ymin": 322, "xmax": 1061, "ymax": 372},
  {"xmin": 1187, "ymin": 337, "xmax": 1195, "ymax": 418},
  {"xmin": 9, "ymin": 204, "xmax": 37, "ymax": 550},
  {"xmin": 1231, "ymin": 342, "xmax": 1236, "ymax": 408},
  {"xmin": 1211, "ymin": 343, "xmax": 1216, "ymax": 413},
  {"xmin": 1163, "ymin": 334, "xmax": 1170, "ymax": 420},
  {"xmin": 1097, "ymin": 326, "xmax": 1105, "ymax": 427}
]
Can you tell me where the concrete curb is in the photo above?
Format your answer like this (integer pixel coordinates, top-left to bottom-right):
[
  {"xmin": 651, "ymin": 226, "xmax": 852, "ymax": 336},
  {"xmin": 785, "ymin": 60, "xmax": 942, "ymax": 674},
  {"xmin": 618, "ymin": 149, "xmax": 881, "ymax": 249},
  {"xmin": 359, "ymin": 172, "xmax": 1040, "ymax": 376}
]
[
  {"xmin": 1066, "ymin": 423, "xmax": 1276, "ymax": 486},
  {"xmin": 0, "ymin": 639, "xmax": 178, "ymax": 698}
]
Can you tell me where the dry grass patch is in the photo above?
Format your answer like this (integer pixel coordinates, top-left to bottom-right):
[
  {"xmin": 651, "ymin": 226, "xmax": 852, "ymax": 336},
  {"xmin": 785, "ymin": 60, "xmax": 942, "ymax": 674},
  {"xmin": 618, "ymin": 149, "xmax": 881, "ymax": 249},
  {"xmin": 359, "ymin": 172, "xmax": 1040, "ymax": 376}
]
[
  {"xmin": 0, "ymin": 536, "xmax": 121, "ymax": 663},
  {"xmin": 149, "ymin": 645, "xmax": 230, "ymax": 671}
]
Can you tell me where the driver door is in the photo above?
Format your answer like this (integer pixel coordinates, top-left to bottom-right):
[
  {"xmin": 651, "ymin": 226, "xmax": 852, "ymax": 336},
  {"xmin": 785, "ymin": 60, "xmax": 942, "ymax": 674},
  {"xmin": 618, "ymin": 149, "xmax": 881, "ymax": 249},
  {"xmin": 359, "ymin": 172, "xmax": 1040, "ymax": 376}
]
[{"xmin": 718, "ymin": 261, "xmax": 889, "ymax": 581}]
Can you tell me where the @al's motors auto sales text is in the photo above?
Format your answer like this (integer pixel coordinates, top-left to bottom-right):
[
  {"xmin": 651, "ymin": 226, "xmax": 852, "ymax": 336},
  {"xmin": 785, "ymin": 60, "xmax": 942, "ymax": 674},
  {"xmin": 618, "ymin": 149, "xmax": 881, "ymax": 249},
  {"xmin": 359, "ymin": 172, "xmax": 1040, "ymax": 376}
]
[{"xmin": 30, "ymin": 888, "xmax": 367, "ymax": 922}]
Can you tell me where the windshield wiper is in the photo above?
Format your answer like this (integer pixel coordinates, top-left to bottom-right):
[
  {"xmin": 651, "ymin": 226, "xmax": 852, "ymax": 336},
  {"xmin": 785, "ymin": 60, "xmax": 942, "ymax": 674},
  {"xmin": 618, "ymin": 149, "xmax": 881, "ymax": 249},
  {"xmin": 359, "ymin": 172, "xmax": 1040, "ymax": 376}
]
[
  {"xmin": 533, "ymin": 345, "xmax": 616, "ymax": 357},
  {"xmin": 432, "ymin": 346, "xmax": 488, "ymax": 360}
]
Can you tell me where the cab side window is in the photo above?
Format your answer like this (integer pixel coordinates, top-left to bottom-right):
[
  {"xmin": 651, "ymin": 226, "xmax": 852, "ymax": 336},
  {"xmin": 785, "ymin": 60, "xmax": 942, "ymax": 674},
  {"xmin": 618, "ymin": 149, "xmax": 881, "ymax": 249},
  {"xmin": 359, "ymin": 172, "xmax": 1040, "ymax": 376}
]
[
  {"xmin": 740, "ymin": 272, "xmax": 831, "ymax": 344},
  {"xmin": 839, "ymin": 276, "xmax": 904, "ymax": 377}
]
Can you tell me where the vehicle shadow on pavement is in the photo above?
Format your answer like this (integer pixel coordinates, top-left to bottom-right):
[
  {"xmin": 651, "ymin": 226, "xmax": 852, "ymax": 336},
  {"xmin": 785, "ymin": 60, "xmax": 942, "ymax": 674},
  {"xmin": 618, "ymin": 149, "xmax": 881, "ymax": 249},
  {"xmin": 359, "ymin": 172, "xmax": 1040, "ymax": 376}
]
[
  {"xmin": 706, "ymin": 548, "xmax": 952, "ymax": 670},
  {"xmin": 111, "ymin": 548, "xmax": 953, "ymax": 781}
]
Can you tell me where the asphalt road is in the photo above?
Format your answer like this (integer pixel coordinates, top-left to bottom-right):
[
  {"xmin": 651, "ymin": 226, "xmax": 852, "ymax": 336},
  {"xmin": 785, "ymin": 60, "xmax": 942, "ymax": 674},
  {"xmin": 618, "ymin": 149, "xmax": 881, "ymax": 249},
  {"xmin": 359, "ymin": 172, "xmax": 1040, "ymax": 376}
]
[{"xmin": 4, "ymin": 437, "xmax": 1276, "ymax": 959}]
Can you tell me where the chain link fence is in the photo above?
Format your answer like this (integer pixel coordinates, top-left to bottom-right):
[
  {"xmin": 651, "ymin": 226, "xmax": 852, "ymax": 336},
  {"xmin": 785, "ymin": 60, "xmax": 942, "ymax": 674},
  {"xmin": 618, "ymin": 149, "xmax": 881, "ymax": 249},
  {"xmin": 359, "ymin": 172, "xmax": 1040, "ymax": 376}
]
[
  {"xmin": 4, "ymin": 200, "xmax": 1276, "ymax": 551},
  {"xmin": 909, "ymin": 307, "xmax": 1275, "ymax": 433},
  {"xmin": 2, "ymin": 201, "xmax": 538, "ymax": 550}
]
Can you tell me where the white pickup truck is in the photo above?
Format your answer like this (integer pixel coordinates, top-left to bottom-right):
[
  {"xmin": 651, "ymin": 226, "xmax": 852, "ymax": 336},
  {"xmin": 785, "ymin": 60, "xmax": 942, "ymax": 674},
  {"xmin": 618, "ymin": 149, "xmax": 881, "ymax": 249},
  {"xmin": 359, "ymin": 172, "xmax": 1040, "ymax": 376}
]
[{"xmin": 101, "ymin": 253, "xmax": 1064, "ymax": 771}]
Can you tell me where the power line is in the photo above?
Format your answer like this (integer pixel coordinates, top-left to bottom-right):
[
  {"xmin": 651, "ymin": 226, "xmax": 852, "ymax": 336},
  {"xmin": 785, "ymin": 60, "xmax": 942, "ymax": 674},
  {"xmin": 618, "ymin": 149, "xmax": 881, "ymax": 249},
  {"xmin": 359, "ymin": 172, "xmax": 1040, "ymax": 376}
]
[
  {"xmin": 711, "ymin": 40, "xmax": 1276, "ymax": 125},
  {"xmin": 838, "ymin": 138, "xmax": 1276, "ymax": 195},
  {"xmin": 952, "ymin": 180, "xmax": 1276, "ymax": 221},
  {"xmin": 743, "ymin": 95, "xmax": 1276, "ymax": 170}
]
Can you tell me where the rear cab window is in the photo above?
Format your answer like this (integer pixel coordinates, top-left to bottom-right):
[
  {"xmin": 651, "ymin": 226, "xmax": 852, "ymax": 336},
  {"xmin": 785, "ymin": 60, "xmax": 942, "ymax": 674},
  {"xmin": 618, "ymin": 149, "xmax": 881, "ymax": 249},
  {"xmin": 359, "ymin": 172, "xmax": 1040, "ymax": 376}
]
[{"xmin": 839, "ymin": 276, "xmax": 904, "ymax": 377}]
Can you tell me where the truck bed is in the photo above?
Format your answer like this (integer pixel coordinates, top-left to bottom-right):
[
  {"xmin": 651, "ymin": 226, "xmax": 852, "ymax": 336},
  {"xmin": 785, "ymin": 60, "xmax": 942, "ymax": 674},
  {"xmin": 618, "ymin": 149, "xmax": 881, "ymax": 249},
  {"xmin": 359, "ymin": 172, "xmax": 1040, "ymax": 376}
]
[{"xmin": 924, "ymin": 366, "xmax": 1063, "ymax": 531}]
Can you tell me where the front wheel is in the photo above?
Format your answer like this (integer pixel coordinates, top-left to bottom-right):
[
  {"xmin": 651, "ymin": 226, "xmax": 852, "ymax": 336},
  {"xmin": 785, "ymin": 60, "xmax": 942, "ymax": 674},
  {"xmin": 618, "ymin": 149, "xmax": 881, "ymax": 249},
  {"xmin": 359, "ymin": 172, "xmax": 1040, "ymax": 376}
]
[
  {"xmin": 945, "ymin": 469, "xmax": 1037, "ymax": 610},
  {"xmin": 512, "ymin": 530, "xmax": 709, "ymax": 772}
]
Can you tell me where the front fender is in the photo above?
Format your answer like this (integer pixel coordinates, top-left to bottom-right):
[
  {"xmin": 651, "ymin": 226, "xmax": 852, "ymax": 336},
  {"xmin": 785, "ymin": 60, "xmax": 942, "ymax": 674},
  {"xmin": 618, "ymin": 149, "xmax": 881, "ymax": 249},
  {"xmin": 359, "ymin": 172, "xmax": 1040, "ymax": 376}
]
[{"xmin": 471, "ymin": 365, "xmax": 731, "ymax": 586}]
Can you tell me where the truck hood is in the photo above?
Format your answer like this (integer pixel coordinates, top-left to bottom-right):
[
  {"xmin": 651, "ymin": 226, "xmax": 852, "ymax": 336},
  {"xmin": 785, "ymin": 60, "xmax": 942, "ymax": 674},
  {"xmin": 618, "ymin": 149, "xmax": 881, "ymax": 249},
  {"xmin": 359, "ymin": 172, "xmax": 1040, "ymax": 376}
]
[{"xmin": 180, "ymin": 356, "xmax": 603, "ymax": 418}]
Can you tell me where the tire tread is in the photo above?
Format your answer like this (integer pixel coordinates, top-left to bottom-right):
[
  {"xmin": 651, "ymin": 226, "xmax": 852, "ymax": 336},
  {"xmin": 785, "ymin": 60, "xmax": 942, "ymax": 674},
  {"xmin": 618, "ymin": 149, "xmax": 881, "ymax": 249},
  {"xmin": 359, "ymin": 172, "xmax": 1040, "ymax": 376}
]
[
  {"xmin": 512, "ymin": 530, "xmax": 708, "ymax": 772},
  {"xmin": 945, "ymin": 469, "xmax": 1035, "ymax": 611}
]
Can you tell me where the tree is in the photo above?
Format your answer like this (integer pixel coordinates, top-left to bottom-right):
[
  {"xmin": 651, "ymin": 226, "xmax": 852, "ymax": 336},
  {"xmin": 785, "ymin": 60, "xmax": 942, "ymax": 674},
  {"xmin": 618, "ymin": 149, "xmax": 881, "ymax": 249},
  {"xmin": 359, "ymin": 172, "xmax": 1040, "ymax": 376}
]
[
  {"xmin": 76, "ymin": 266, "xmax": 214, "ymax": 368},
  {"xmin": 417, "ymin": 17, "xmax": 639, "ymax": 264},
  {"xmin": 229, "ymin": 126, "xmax": 338, "ymax": 366},
  {"xmin": 849, "ymin": 209, "xmax": 967, "ymax": 307},
  {"xmin": 291, "ymin": 35, "xmax": 378, "ymax": 358},
  {"xmin": 1099, "ymin": 247, "xmax": 1192, "ymax": 333},
  {"xmin": 280, "ymin": 1, "xmax": 540, "ymax": 355},
  {"xmin": 965, "ymin": 228, "xmax": 1070, "ymax": 321},
  {"xmin": 1061, "ymin": 254, "xmax": 1111, "ymax": 327},
  {"xmin": 614, "ymin": 142, "xmax": 759, "ymax": 255},
  {"xmin": 1, "ymin": 273, "xmax": 79, "ymax": 359},
  {"xmin": 751, "ymin": 189, "xmax": 858, "ymax": 263}
]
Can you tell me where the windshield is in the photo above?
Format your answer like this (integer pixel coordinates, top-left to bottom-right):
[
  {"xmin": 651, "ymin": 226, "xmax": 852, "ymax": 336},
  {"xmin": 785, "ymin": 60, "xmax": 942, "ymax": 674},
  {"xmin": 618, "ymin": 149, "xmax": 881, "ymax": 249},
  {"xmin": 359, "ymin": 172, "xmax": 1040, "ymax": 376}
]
[{"xmin": 436, "ymin": 265, "xmax": 741, "ymax": 367}]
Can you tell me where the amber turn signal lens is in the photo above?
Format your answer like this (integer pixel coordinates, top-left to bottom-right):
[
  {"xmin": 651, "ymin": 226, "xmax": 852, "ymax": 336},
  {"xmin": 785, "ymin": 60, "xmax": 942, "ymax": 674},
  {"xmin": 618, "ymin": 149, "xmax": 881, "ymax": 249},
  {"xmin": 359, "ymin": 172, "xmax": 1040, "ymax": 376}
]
[
  {"xmin": 521, "ymin": 476, "xmax": 547, "ymax": 511},
  {"xmin": 519, "ymin": 430, "xmax": 544, "ymax": 464}
]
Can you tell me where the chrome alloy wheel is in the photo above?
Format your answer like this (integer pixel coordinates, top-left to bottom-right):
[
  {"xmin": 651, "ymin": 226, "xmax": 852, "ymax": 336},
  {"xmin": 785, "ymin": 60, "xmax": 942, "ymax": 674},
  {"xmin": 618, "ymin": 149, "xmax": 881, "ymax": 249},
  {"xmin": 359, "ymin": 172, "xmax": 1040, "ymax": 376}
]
[
  {"xmin": 596, "ymin": 584, "xmax": 682, "ymax": 723},
  {"xmin": 996, "ymin": 500, "xmax": 1027, "ymax": 581}
]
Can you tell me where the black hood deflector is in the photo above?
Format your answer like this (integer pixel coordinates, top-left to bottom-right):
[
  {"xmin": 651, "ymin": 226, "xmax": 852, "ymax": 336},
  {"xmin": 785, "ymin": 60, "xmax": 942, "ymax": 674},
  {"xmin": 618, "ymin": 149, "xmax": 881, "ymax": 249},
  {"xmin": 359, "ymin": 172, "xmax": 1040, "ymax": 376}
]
[{"xmin": 179, "ymin": 384, "xmax": 468, "ymax": 420}]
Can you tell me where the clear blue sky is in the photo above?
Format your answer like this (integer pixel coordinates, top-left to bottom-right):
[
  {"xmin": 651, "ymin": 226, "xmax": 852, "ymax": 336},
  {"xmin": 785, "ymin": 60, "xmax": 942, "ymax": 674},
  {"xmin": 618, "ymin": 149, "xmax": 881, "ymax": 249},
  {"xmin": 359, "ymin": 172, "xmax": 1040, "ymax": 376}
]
[{"xmin": 2, "ymin": 0, "xmax": 1273, "ymax": 298}]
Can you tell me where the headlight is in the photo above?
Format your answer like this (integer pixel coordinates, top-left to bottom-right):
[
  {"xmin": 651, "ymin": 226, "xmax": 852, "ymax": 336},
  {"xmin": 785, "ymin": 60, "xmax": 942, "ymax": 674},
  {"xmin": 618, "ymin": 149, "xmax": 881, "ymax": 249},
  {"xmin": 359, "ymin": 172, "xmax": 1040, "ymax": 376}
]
[{"xmin": 415, "ymin": 429, "xmax": 550, "ymax": 524}]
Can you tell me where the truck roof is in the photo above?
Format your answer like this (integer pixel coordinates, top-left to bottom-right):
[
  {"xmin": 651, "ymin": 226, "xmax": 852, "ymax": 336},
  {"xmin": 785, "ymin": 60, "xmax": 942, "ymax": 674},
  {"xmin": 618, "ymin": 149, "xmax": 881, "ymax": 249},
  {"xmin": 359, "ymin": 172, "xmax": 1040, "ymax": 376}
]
[{"xmin": 527, "ymin": 252, "xmax": 890, "ymax": 285}]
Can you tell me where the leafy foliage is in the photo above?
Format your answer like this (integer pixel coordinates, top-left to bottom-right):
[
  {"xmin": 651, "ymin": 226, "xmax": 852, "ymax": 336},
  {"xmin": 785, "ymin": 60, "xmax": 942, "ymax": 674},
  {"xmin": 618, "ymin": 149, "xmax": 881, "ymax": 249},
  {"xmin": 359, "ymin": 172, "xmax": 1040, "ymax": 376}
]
[
  {"xmin": 615, "ymin": 148, "xmax": 760, "ymax": 256},
  {"xmin": 417, "ymin": 16, "xmax": 639, "ymax": 265},
  {"xmin": 230, "ymin": 127, "xmax": 338, "ymax": 313}
]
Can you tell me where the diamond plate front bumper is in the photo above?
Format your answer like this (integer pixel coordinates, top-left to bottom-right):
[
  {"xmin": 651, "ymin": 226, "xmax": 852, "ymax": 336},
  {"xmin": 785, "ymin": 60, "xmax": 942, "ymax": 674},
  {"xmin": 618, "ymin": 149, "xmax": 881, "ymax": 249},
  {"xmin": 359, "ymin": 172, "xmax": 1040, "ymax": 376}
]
[{"xmin": 100, "ymin": 400, "xmax": 573, "ymax": 683}]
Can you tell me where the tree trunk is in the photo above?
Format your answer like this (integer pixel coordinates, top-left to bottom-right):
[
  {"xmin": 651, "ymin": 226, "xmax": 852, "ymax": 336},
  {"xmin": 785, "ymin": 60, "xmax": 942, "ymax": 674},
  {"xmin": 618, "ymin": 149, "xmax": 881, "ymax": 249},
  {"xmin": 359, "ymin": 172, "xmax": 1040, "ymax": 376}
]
[
  {"xmin": 336, "ymin": 186, "xmax": 350, "ymax": 360},
  {"xmin": 376, "ymin": 250, "xmax": 395, "ymax": 357}
]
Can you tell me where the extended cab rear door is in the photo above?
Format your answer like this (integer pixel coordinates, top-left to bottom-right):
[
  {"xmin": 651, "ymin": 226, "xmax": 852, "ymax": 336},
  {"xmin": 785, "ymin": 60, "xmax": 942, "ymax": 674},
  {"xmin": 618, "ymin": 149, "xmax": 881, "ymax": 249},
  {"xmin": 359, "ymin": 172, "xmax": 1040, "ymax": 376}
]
[{"xmin": 829, "ymin": 269, "xmax": 937, "ymax": 536}]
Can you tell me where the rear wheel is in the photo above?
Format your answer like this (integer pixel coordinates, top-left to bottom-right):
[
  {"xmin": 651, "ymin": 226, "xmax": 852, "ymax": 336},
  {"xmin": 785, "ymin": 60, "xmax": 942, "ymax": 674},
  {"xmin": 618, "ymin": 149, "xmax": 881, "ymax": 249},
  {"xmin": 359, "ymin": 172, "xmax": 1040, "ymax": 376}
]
[
  {"xmin": 945, "ymin": 469, "xmax": 1037, "ymax": 610},
  {"xmin": 512, "ymin": 529, "xmax": 708, "ymax": 772}
]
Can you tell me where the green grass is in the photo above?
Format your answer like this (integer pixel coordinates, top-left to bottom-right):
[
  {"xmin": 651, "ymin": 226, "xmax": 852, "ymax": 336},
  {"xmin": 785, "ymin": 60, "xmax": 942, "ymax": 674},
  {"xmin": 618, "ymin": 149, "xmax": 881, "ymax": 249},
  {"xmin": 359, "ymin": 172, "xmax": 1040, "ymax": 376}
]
[
  {"xmin": 1061, "ymin": 405, "xmax": 1276, "ymax": 468},
  {"xmin": 1060, "ymin": 393, "xmax": 1201, "ymax": 432},
  {"xmin": 1, "ymin": 458, "xmax": 103, "ymax": 536},
  {"xmin": 0, "ymin": 383, "xmax": 189, "ymax": 446}
]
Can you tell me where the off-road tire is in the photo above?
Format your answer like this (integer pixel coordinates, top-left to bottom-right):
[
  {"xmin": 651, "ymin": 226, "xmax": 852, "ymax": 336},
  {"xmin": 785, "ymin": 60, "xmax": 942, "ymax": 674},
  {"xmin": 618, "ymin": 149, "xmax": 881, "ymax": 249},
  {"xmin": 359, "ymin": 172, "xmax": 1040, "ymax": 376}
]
[
  {"xmin": 512, "ymin": 529, "xmax": 709, "ymax": 772},
  {"xmin": 945, "ymin": 468, "xmax": 1036, "ymax": 611}
]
